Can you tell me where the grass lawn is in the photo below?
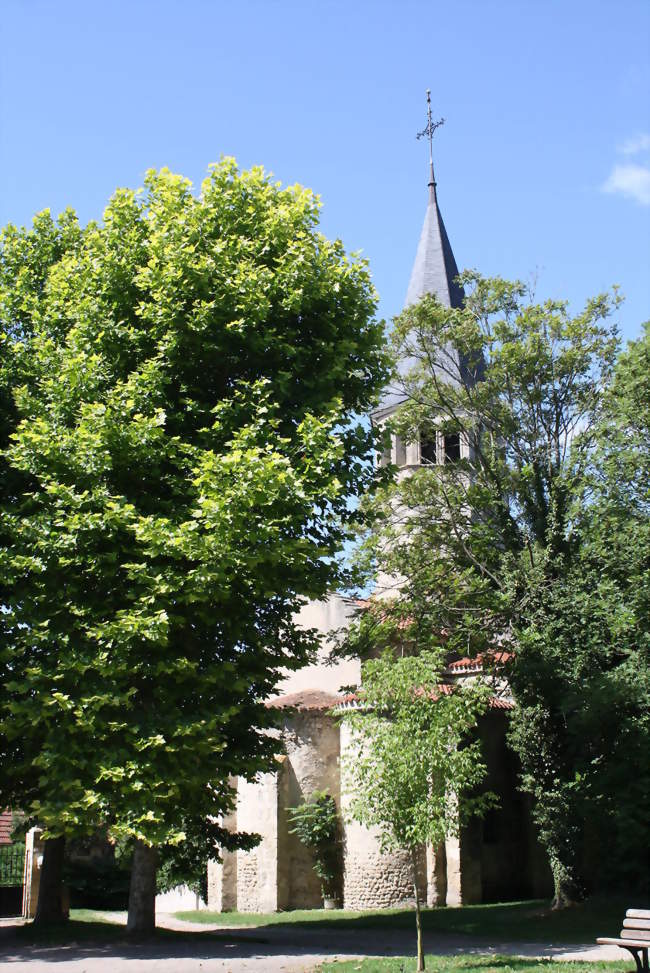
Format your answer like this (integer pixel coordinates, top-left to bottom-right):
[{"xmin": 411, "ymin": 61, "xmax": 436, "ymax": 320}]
[
  {"xmin": 72, "ymin": 908, "xmax": 124, "ymax": 923},
  {"xmin": 175, "ymin": 896, "xmax": 633, "ymax": 944},
  {"xmin": 318, "ymin": 959, "xmax": 629, "ymax": 972}
]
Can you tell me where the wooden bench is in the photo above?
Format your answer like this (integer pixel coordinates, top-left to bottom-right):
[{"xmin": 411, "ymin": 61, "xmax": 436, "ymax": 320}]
[{"xmin": 598, "ymin": 908, "xmax": 650, "ymax": 972}]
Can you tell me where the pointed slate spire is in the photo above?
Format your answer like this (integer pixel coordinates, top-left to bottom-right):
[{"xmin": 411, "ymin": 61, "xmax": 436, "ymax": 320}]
[
  {"xmin": 404, "ymin": 192, "xmax": 464, "ymax": 309},
  {"xmin": 373, "ymin": 96, "xmax": 468, "ymax": 421},
  {"xmin": 406, "ymin": 92, "xmax": 463, "ymax": 309}
]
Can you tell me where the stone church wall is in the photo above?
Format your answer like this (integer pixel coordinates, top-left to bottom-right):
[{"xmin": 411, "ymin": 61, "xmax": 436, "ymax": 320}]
[
  {"xmin": 340, "ymin": 720, "xmax": 427, "ymax": 909},
  {"xmin": 279, "ymin": 709, "xmax": 341, "ymax": 908},
  {"xmin": 208, "ymin": 707, "xmax": 343, "ymax": 913},
  {"xmin": 208, "ymin": 706, "xmax": 551, "ymax": 913},
  {"xmin": 207, "ymin": 797, "xmax": 237, "ymax": 911},
  {"xmin": 235, "ymin": 771, "xmax": 282, "ymax": 912}
]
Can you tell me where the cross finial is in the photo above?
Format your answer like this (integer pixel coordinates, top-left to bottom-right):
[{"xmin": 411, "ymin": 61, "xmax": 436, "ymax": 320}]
[{"xmin": 416, "ymin": 89, "xmax": 445, "ymax": 199}]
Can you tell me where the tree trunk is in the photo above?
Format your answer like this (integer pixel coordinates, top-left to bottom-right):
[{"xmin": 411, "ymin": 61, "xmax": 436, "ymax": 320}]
[
  {"xmin": 412, "ymin": 850, "xmax": 425, "ymax": 972},
  {"xmin": 127, "ymin": 840, "xmax": 158, "ymax": 936},
  {"xmin": 551, "ymin": 868, "xmax": 578, "ymax": 910},
  {"xmin": 34, "ymin": 836, "xmax": 66, "ymax": 925},
  {"xmin": 549, "ymin": 850, "xmax": 581, "ymax": 910}
]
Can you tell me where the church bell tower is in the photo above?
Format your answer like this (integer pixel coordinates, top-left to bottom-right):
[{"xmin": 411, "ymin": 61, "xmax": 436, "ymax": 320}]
[{"xmin": 373, "ymin": 91, "xmax": 469, "ymax": 470}]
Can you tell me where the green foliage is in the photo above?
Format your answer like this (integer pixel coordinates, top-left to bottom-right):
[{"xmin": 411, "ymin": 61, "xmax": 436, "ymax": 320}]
[
  {"xmin": 156, "ymin": 852, "xmax": 204, "ymax": 901},
  {"xmin": 287, "ymin": 790, "xmax": 340, "ymax": 898},
  {"xmin": 62, "ymin": 827, "xmax": 217, "ymax": 908},
  {"xmin": 591, "ymin": 319, "xmax": 650, "ymax": 513},
  {"xmin": 508, "ymin": 322, "xmax": 650, "ymax": 900},
  {"xmin": 339, "ymin": 650, "xmax": 494, "ymax": 854},
  {"xmin": 61, "ymin": 835, "xmax": 130, "ymax": 910},
  {"xmin": 63, "ymin": 853, "xmax": 131, "ymax": 910},
  {"xmin": 337, "ymin": 646, "xmax": 495, "ymax": 970},
  {"xmin": 0, "ymin": 161, "xmax": 388, "ymax": 864},
  {"xmin": 155, "ymin": 812, "xmax": 260, "ymax": 901},
  {"xmin": 354, "ymin": 275, "xmax": 621, "ymax": 662},
  {"xmin": 0, "ymin": 843, "xmax": 25, "ymax": 887},
  {"xmin": 348, "ymin": 275, "xmax": 648, "ymax": 905}
]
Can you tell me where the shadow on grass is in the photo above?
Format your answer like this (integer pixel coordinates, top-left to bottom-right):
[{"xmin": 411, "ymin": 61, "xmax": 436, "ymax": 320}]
[
  {"xmin": 7, "ymin": 919, "xmax": 268, "ymax": 947},
  {"xmin": 0, "ymin": 904, "xmax": 635, "ymax": 968},
  {"xmin": 175, "ymin": 895, "xmax": 638, "ymax": 944},
  {"xmin": 0, "ymin": 918, "xmax": 274, "ymax": 965}
]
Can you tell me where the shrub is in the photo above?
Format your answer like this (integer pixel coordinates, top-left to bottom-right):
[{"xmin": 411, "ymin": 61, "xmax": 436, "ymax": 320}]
[{"xmin": 287, "ymin": 790, "xmax": 340, "ymax": 901}]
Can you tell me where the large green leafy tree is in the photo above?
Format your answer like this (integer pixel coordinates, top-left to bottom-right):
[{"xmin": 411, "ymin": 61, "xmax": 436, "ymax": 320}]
[
  {"xmin": 353, "ymin": 274, "xmax": 642, "ymax": 907},
  {"xmin": 508, "ymin": 322, "xmax": 650, "ymax": 904},
  {"xmin": 0, "ymin": 211, "xmax": 86, "ymax": 924},
  {"xmin": 0, "ymin": 161, "xmax": 388, "ymax": 931}
]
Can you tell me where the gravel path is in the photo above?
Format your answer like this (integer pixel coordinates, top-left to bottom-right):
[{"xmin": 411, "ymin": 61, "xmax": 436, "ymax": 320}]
[{"xmin": 0, "ymin": 913, "xmax": 627, "ymax": 971}]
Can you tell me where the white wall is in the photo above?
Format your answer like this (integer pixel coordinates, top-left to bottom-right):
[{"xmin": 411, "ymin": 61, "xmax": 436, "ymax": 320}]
[
  {"xmin": 276, "ymin": 595, "xmax": 361, "ymax": 697},
  {"xmin": 155, "ymin": 885, "xmax": 206, "ymax": 912}
]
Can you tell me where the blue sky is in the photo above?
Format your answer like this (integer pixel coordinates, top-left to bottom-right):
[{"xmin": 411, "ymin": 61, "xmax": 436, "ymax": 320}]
[{"xmin": 1, "ymin": 0, "xmax": 648, "ymax": 343}]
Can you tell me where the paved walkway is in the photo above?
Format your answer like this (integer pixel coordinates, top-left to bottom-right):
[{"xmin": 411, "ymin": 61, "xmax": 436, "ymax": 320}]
[{"xmin": 0, "ymin": 913, "xmax": 627, "ymax": 971}]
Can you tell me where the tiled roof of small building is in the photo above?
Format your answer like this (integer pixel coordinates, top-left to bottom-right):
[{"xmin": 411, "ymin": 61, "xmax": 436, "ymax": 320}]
[
  {"xmin": 337, "ymin": 686, "xmax": 513, "ymax": 712},
  {"xmin": 266, "ymin": 689, "xmax": 344, "ymax": 711},
  {"xmin": 0, "ymin": 810, "xmax": 14, "ymax": 845},
  {"xmin": 446, "ymin": 651, "xmax": 513, "ymax": 674},
  {"xmin": 489, "ymin": 697, "xmax": 515, "ymax": 711}
]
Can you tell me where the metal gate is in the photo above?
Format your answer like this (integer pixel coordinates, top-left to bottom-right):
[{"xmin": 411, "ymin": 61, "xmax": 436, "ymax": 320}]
[{"xmin": 0, "ymin": 844, "xmax": 25, "ymax": 917}]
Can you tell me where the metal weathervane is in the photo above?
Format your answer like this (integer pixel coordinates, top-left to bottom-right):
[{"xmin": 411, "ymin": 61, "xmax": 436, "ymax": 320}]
[{"xmin": 417, "ymin": 89, "xmax": 444, "ymax": 190}]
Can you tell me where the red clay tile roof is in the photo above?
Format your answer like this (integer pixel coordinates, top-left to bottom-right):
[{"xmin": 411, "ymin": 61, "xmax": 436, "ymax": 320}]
[
  {"xmin": 447, "ymin": 651, "xmax": 513, "ymax": 672},
  {"xmin": 489, "ymin": 697, "xmax": 515, "ymax": 710},
  {"xmin": 337, "ymin": 686, "xmax": 513, "ymax": 711},
  {"xmin": 266, "ymin": 689, "xmax": 344, "ymax": 711},
  {"xmin": 0, "ymin": 810, "xmax": 13, "ymax": 845}
]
